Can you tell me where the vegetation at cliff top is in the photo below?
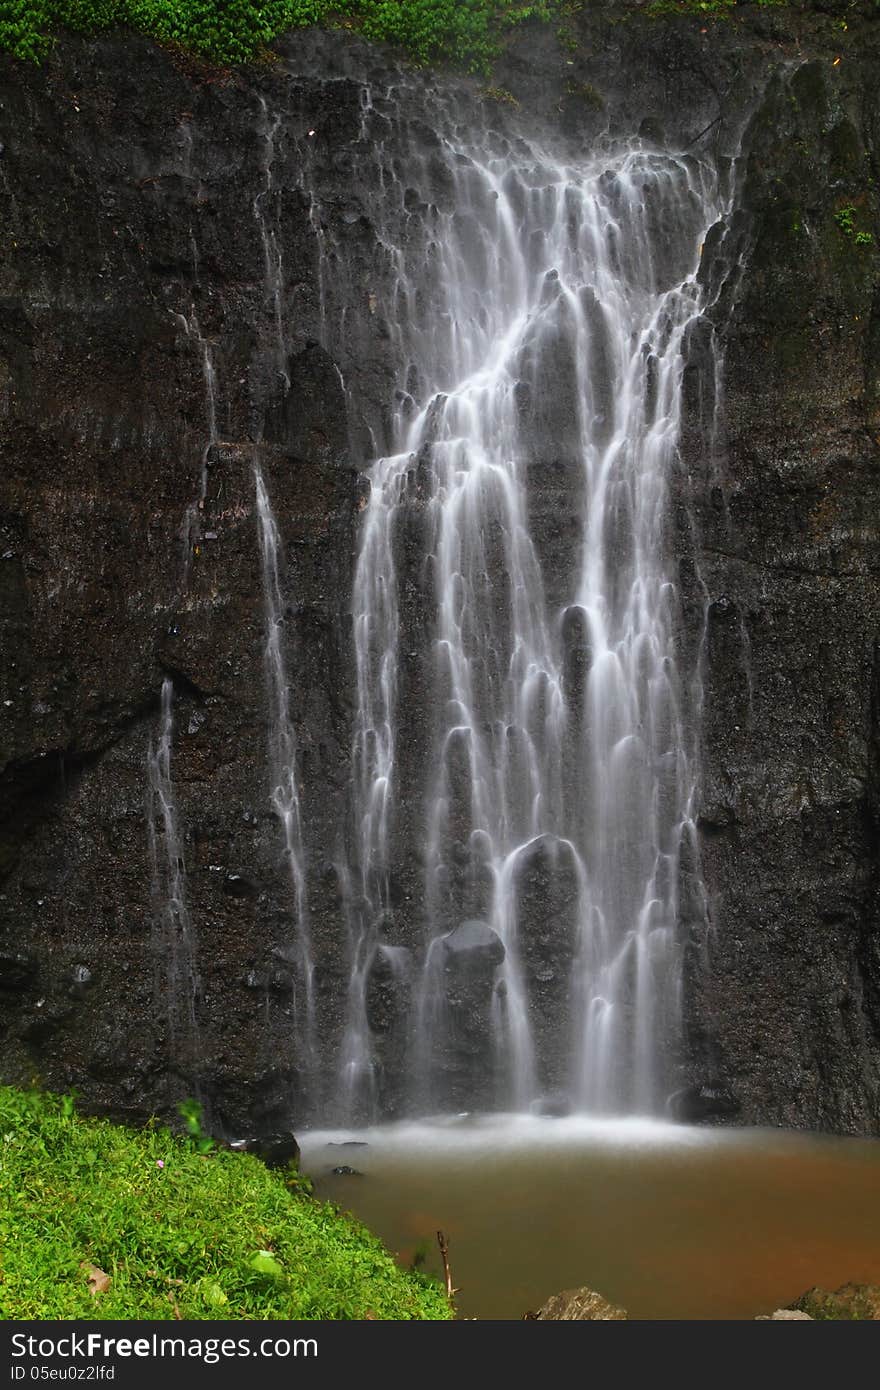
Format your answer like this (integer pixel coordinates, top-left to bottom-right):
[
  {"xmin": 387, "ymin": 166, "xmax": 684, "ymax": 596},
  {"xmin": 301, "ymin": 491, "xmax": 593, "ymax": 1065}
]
[
  {"xmin": 0, "ymin": 0, "xmax": 558, "ymax": 68},
  {"xmin": 0, "ymin": 1086, "xmax": 451, "ymax": 1319},
  {"xmin": 0, "ymin": 1, "xmax": 875, "ymax": 69}
]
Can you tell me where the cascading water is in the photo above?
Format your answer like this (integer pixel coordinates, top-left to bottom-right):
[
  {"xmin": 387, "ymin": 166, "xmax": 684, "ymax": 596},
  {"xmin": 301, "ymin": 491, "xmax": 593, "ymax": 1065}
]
[
  {"xmin": 254, "ymin": 464, "xmax": 316, "ymax": 1096},
  {"xmin": 335, "ymin": 108, "xmax": 729, "ymax": 1121},
  {"xmin": 254, "ymin": 97, "xmax": 289, "ymax": 390},
  {"xmin": 147, "ymin": 677, "xmax": 200, "ymax": 1093},
  {"xmin": 173, "ymin": 307, "xmax": 219, "ymax": 573}
]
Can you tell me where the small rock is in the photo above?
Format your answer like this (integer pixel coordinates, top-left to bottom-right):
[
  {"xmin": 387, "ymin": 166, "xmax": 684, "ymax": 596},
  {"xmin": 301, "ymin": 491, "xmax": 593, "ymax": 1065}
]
[
  {"xmin": 268, "ymin": 968, "xmax": 294, "ymax": 996},
  {"xmin": 69, "ymin": 964, "xmax": 93, "ymax": 999},
  {"xmin": 535, "ymin": 1287, "xmax": 627, "ymax": 1320},
  {"xmin": 227, "ymin": 1132, "xmax": 300, "ymax": 1170},
  {"xmin": 223, "ymin": 872, "xmax": 259, "ymax": 900},
  {"xmin": 755, "ymin": 1310, "xmax": 813, "ymax": 1320},
  {"xmin": 330, "ymin": 1165, "xmax": 364, "ymax": 1177}
]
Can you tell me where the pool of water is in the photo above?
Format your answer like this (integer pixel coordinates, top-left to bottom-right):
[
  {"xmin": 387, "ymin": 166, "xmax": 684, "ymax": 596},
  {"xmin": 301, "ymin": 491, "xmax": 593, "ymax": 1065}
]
[{"xmin": 299, "ymin": 1115, "xmax": 880, "ymax": 1319}]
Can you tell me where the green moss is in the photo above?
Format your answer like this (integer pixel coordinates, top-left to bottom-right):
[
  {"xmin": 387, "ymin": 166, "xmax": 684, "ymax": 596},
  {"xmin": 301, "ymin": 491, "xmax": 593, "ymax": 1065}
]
[
  {"xmin": 644, "ymin": 0, "xmax": 735, "ymax": 19},
  {"xmin": 642, "ymin": 0, "xmax": 852, "ymax": 16},
  {"xmin": 483, "ymin": 83, "xmax": 519, "ymax": 104},
  {"xmin": 792, "ymin": 1283, "xmax": 880, "ymax": 1320},
  {"xmin": 0, "ymin": 1086, "xmax": 451, "ymax": 1319},
  {"xmin": 564, "ymin": 77, "xmax": 604, "ymax": 108},
  {"xmin": 834, "ymin": 200, "xmax": 875, "ymax": 247},
  {"xmin": 0, "ymin": 1, "xmax": 560, "ymax": 71}
]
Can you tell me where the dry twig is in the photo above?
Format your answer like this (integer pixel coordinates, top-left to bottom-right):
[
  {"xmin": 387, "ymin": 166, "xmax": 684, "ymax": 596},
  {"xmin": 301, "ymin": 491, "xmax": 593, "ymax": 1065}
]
[{"xmin": 436, "ymin": 1229, "xmax": 458, "ymax": 1306}]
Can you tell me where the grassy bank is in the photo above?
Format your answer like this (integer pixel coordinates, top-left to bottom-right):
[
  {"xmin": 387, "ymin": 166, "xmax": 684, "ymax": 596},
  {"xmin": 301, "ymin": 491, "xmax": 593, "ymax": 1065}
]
[{"xmin": 0, "ymin": 1087, "xmax": 450, "ymax": 1319}]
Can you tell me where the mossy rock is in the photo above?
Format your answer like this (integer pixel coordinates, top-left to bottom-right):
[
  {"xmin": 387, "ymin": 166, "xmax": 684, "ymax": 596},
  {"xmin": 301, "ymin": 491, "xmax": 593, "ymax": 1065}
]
[
  {"xmin": 790, "ymin": 1283, "xmax": 880, "ymax": 1320},
  {"xmin": 536, "ymin": 1286, "xmax": 628, "ymax": 1319}
]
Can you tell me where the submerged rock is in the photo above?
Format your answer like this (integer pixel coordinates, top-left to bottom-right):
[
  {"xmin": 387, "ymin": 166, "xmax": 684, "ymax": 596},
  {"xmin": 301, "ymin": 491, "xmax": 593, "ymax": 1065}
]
[{"xmin": 535, "ymin": 1287, "xmax": 628, "ymax": 1320}]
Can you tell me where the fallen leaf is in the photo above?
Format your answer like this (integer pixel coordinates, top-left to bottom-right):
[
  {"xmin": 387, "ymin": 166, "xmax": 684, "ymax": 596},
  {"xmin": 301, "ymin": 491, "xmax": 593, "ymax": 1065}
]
[{"xmin": 81, "ymin": 1262, "xmax": 111, "ymax": 1296}]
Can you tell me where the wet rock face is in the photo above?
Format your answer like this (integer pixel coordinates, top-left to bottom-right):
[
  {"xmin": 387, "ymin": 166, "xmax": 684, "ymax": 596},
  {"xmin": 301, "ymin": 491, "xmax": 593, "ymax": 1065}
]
[
  {"xmin": 417, "ymin": 921, "xmax": 506, "ymax": 1115},
  {"xmin": 0, "ymin": 32, "xmax": 370, "ymax": 1132},
  {"xmin": 677, "ymin": 36, "xmax": 880, "ymax": 1133},
  {"xmin": 516, "ymin": 838, "xmax": 581, "ymax": 1097},
  {"xmin": 0, "ymin": 12, "xmax": 879, "ymax": 1133}
]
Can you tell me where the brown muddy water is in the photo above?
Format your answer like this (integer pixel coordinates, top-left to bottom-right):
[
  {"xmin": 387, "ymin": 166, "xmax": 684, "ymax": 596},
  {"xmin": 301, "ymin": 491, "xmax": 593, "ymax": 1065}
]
[{"xmin": 299, "ymin": 1116, "xmax": 880, "ymax": 1319}]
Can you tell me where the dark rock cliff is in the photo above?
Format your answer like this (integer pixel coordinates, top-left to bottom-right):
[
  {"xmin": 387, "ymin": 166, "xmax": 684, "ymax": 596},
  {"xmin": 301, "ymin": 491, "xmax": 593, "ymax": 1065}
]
[{"xmin": 0, "ymin": 6, "xmax": 878, "ymax": 1134}]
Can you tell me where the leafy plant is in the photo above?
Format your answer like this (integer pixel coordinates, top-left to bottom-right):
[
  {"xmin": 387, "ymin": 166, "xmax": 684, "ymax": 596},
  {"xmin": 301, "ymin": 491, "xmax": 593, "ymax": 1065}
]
[
  {"xmin": 177, "ymin": 1098, "xmax": 215, "ymax": 1154},
  {"xmin": 835, "ymin": 204, "xmax": 857, "ymax": 235},
  {"xmin": 834, "ymin": 203, "xmax": 875, "ymax": 247},
  {"xmin": 249, "ymin": 1249, "xmax": 285, "ymax": 1277}
]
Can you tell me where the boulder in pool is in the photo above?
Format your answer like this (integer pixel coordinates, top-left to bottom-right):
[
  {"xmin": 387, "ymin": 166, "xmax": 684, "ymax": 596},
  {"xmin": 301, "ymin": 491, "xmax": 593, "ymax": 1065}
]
[
  {"xmin": 534, "ymin": 1287, "xmax": 628, "ymax": 1320},
  {"xmin": 227, "ymin": 1132, "xmax": 300, "ymax": 1170},
  {"xmin": 788, "ymin": 1283, "xmax": 880, "ymax": 1319}
]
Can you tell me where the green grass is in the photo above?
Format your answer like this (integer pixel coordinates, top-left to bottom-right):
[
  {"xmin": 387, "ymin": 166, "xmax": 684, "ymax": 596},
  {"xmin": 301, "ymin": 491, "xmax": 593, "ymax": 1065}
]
[
  {"xmin": 0, "ymin": 1, "xmax": 558, "ymax": 69},
  {"xmin": 0, "ymin": 1086, "xmax": 451, "ymax": 1320}
]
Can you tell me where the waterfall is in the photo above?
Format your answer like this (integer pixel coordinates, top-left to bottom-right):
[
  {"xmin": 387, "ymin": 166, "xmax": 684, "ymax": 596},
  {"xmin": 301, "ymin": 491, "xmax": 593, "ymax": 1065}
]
[
  {"xmin": 147, "ymin": 677, "xmax": 200, "ymax": 1093},
  {"xmin": 173, "ymin": 308, "xmax": 219, "ymax": 573},
  {"xmin": 338, "ymin": 111, "xmax": 728, "ymax": 1121},
  {"xmin": 254, "ymin": 464, "xmax": 316, "ymax": 1092},
  {"xmin": 254, "ymin": 96, "xmax": 289, "ymax": 390}
]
